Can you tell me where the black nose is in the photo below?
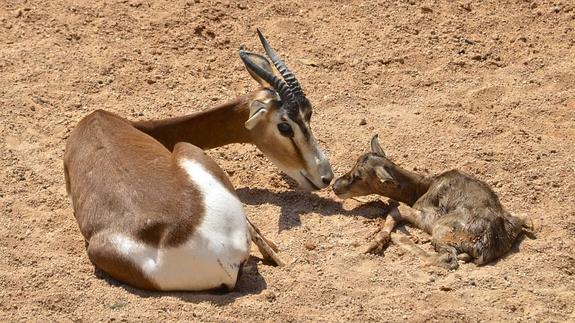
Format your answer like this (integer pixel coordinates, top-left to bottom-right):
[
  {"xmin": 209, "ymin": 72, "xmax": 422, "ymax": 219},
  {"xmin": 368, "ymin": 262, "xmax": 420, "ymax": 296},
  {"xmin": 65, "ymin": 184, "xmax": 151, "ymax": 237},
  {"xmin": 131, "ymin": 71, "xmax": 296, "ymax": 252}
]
[{"xmin": 321, "ymin": 175, "xmax": 333, "ymax": 186}]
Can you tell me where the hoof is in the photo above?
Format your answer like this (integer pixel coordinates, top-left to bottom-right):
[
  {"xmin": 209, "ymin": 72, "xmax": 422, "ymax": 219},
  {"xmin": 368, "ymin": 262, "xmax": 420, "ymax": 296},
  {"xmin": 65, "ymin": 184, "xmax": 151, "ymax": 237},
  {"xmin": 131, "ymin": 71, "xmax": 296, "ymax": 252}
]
[
  {"xmin": 363, "ymin": 235, "xmax": 391, "ymax": 255},
  {"xmin": 435, "ymin": 253, "xmax": 459, "ymax": 270},
  {"xmin": 457, "ymin": 253, "xmax": 471, "ymax": 263}
]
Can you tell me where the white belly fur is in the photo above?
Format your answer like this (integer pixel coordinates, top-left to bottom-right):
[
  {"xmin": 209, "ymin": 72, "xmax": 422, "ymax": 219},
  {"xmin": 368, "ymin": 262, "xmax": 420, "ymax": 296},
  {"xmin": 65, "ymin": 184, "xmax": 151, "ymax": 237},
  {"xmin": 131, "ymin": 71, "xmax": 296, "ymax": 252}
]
[{"xmin": 109, "ymin": 159, "xmax": 251, "ymax": 291}]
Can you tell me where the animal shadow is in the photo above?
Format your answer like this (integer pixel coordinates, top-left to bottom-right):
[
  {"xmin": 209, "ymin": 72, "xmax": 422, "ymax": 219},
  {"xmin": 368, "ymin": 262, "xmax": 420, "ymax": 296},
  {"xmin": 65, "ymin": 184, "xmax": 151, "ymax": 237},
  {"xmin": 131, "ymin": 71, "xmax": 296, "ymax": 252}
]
[
  {"xmin": 94, "ymin": 256, "xmax": 268, "ymax": 305},
  {"xmin": 236, "ymin": 186, "xmax": 389, "ymax": 232}
]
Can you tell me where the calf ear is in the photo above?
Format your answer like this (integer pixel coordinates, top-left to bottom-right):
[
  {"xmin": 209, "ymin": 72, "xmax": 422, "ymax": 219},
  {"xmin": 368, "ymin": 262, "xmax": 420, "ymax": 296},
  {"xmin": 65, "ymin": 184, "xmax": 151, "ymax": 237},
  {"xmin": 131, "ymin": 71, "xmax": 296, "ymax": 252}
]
[
  {"xmin": 374, "ymin": 166, "xmax": 393, "ymax": 183},
  {"xmin": 370, "ymin": 134, "xmax": 386, "ymax": 157}
]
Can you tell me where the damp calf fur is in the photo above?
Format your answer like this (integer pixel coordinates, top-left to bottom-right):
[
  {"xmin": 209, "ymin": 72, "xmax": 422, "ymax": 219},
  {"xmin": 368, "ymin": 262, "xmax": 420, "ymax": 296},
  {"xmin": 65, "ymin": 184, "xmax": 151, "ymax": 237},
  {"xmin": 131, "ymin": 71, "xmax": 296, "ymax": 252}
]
[{"xmin": 333, "ymin": 135, "xmax": 533, "ymax": 269}]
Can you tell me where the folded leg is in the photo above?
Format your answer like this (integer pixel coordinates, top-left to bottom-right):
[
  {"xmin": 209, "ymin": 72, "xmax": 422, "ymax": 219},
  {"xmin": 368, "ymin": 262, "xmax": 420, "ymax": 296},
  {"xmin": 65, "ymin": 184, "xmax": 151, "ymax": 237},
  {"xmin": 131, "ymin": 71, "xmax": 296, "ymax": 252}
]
[
  {"xmin": 390, "ymin": 232, "xmax": 458, "ymax": 269},
  {"xmin": 247, "ymin": 218, "xmax": 284, "ymax": 266},
  {"xmin": 364, "ymin": 211, "xmax": 399, "ymax": 254}
]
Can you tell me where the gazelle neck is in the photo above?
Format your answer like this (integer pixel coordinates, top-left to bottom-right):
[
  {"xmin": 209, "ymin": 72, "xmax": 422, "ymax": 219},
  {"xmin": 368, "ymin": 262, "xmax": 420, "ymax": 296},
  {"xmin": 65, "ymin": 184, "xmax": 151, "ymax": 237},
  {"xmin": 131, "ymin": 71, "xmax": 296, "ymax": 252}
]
[
  {"xmin": 380, "ymin": 165, "xmax": 431, "ymax": 207},
  {"xmin": 133, "ymin": 95, "xmax": 252, "ymax": 151}
]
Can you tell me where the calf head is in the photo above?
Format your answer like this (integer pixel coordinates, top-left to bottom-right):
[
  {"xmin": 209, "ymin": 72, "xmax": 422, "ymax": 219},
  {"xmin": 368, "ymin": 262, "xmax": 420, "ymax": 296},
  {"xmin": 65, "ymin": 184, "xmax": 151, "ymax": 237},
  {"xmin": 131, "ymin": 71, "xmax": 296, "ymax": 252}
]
[{"xmin": 333, "ymin": 135, "xmax": 403, "ymax": 199}]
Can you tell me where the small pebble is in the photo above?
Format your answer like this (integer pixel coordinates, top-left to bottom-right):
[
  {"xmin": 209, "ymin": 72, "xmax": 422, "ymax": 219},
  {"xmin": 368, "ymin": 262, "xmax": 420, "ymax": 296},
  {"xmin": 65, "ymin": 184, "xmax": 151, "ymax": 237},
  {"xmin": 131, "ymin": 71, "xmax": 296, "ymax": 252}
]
[
  {"xmin": 460, "ymin": 2, "xmax": 472, "ymax": 12},
  {"xmin": 304, "ymin": 241, "xmax": 317, "ymax": 250},
  {"xmin": 263, "ymin": 290, "xmax": 276, "ymax": 302},
  {"xmin": 359, "ymin": 118, "xmax": 367, "ymax": 126}
]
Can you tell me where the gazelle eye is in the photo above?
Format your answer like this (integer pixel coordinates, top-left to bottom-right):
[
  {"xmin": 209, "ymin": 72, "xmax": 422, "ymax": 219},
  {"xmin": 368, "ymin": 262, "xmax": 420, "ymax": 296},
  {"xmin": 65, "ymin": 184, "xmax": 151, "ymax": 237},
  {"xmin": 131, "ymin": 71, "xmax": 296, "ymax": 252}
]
[{"xmin": 277, "ymin": 122, "xmax": 294, "ymax": 137}]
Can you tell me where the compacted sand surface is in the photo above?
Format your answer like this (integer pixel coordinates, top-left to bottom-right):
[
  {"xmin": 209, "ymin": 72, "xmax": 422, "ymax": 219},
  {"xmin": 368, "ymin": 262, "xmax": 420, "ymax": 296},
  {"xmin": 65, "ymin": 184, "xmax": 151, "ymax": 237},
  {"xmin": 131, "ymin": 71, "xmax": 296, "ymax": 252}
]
[{"xmin": 1, "ymin": 0, "xmax": 574, "ymax": 321}]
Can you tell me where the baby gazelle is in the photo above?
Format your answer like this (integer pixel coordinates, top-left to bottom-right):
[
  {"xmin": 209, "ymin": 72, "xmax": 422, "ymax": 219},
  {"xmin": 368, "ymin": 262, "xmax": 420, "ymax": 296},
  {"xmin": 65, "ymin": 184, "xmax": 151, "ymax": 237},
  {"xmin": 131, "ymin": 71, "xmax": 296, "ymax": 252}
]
[{"xmin": 333, "ymin": 135, "xmax": 532, "ymax": 269}]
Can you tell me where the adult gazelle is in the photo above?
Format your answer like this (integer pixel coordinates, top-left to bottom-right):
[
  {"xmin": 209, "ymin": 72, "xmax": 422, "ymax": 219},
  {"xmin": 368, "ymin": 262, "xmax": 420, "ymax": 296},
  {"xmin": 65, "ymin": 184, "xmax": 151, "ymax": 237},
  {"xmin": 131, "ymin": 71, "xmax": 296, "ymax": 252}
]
[{"xmin": 64, "ymin": 30, "xmax": 333, "ymax": 291}]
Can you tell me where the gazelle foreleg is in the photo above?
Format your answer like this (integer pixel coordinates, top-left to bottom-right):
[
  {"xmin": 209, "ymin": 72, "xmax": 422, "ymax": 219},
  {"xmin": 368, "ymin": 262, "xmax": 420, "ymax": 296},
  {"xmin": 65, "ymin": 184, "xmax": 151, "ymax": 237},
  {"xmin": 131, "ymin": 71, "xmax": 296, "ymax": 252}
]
[
  {"xmin": 390, "ymin": 232, "xmax": 459, "ymax": 269},
  {"xmin": 387, "ymin": 204, "xmax": 460, "ymax": 269},
  {"xmin": 364, "ymin": 206, "xmax": 401, "ymax": 254},
  {"xmin": 247, "ymin": 218, "xmax": 285, "ymax": 267}
]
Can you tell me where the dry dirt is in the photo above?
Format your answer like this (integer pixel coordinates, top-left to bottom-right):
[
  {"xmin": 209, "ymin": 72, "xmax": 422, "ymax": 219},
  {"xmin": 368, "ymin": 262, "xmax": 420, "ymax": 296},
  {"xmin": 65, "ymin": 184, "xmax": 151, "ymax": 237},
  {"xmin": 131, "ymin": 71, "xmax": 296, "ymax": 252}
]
[{"xmin": 1, "ymin": 0, "xmax": 575, "ymax": 321}]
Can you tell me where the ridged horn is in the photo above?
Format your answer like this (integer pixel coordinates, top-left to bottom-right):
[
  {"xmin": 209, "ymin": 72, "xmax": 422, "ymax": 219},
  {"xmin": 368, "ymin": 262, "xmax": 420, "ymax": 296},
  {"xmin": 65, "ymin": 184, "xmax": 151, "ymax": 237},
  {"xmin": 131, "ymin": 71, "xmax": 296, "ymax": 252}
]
[
  {"xmin": 239, "ymin": 46, "xmax": 295, "ymax": 107},
  {"xmin": 257, "ymin": 29, "xmax": 306, "ymax": 105}
]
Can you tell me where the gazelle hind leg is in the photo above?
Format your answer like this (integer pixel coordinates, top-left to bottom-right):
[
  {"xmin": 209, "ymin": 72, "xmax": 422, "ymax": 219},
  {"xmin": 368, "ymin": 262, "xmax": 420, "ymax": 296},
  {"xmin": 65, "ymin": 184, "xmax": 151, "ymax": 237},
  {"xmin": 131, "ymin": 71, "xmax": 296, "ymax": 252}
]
[
  {"xmin": 247, "ymin": 219, "xmax": 284, "ymax": 266},
  {"xmin": 86, "ymin": 232, "xmax": 157, "ymax": 290},
  {"xmin": 389, "ymin": 232, "xmax": 434, "ymax": 262},
  {"xmin": 390, "ymin": 232, "xmax": 459, "ymax": 269}
]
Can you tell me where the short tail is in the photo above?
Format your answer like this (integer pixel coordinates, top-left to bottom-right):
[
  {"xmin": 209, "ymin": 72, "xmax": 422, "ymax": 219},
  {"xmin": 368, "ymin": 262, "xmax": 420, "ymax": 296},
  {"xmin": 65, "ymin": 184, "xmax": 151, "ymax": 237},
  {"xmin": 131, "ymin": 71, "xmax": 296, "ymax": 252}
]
[{"xmin": 515, "ymin": 214, "xmax": 538, "ymax": 236}]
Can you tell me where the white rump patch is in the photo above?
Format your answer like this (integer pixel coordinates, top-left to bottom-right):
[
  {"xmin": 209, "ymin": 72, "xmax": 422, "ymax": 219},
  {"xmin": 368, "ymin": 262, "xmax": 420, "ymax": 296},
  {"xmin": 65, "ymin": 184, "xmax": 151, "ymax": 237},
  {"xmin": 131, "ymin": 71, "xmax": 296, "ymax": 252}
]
[{"xmin": 109, "ymin": 159, "xmax": 250, "ymax": 291}]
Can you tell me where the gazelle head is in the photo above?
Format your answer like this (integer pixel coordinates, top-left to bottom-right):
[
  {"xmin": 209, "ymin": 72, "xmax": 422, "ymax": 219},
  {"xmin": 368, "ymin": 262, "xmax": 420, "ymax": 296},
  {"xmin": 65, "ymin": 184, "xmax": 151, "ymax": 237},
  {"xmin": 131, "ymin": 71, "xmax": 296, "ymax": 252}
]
[
  {"xmin": 333, "ymin": 135, "xmax": 402, "ymax": 199},
  {"xmin": 239, "ymin": 30, "xmax": 333, "ymax": 191}
]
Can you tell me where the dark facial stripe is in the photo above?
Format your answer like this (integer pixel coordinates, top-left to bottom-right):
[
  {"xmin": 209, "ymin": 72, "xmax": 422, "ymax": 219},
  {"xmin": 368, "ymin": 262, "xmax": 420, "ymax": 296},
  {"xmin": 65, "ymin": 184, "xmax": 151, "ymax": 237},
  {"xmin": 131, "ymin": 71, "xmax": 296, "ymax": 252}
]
[
  {"xmin": 294, "ymin": 118, "xmax": 311, "ymax": 140},
  {"xmin": 289, "ymin": 137, "xmax": 307, "ymax": 169}
]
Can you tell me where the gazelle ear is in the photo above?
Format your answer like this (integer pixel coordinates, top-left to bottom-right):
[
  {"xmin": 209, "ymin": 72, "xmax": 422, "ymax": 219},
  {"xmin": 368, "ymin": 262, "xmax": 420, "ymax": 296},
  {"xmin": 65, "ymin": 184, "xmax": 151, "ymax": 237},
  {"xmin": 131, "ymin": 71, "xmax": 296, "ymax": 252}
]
[
  {"xmin": 239, "ymin": 48, "xmax": 275, "ymax": 89},
  {"xmin": 374, "ymin": 166, "xmax": 393, "ymax": 184},
  {"xmin": 370, "ymin": 134, "xmax": 386, "ymax": 157},
  {"xmin": 245, "ymin": 100, "xmax": 269, "ymax": 130}
]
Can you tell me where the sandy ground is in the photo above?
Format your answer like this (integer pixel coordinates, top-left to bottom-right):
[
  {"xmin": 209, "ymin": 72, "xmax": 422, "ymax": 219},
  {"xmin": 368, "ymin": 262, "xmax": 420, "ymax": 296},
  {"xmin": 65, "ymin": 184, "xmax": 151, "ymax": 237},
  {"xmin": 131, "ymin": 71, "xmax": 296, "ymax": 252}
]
[{"xmin": 1, "ymin": 0, "xmax": 574, "ymax": 321}]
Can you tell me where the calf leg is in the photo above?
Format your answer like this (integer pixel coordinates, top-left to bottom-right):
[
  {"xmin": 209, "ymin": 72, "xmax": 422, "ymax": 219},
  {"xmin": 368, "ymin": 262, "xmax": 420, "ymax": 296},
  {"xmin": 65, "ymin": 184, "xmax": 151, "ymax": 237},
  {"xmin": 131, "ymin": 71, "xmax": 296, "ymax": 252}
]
[
  {"xmin": 396, "ymin": 204, "xmax": 441, "ymax": 235},
  {"xmin": 364, "ymin": 211, "xmax": 399, "ymax": 254},
  {"xmin": 390, "ymin": 232, "xmax": 459, "ymax": 269},
  {"xmin": 379, "ymin": 204, "xmax": 460, "ymax": 269},
  {"xmin": 364, "ymin": 203, "xmax": 428, "ymax": 254}
]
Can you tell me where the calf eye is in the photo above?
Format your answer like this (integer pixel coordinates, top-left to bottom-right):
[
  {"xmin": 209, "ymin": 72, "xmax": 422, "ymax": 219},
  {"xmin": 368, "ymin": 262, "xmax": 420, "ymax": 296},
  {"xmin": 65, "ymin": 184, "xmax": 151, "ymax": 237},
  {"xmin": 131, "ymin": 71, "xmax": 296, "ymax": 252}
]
[{"xmin": 277, "ymin": 122, "xmax": 294, "ymax": 137}]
